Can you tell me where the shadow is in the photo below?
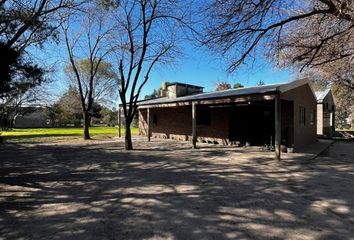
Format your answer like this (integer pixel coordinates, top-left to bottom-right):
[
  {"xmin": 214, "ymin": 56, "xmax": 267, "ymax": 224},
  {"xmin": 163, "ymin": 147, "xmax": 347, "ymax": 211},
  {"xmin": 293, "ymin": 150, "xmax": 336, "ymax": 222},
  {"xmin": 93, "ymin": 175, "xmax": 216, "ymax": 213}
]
[{"xmin": 1, "ymin": 140, "xmax": 354, "ymax": 239}]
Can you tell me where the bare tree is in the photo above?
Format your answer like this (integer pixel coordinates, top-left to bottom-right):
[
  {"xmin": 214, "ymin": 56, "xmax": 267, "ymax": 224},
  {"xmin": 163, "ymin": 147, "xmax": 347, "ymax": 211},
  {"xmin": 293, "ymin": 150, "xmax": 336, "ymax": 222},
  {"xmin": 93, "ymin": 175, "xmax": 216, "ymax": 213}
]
[
  {"xmin": 114, "ymin": 0, "xmax": 192, "ymax": 150},
  {"xmin": 63, "ymin": 7, "xmax": 117, "ymax": 139},
  {"xmin": 203, "ymin": 0, "xmax": 354, "ymax": 89}
]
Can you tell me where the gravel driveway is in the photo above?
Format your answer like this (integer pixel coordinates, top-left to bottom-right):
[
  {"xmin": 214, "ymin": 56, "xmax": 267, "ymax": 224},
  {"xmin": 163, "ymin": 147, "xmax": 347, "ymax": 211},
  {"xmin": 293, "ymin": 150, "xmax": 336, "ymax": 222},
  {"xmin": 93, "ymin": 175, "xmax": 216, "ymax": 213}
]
[{"xmin": 1, "ymin": 139, "xmax": 353, "ymax": 239}]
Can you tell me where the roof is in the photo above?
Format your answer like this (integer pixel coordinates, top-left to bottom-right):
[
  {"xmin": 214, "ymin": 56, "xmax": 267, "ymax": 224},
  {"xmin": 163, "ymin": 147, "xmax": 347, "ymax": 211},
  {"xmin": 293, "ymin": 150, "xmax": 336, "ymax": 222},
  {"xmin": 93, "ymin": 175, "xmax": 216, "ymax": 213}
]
[
  {"xmin": 315, "ymin": 88, "xmax": 331, "ymax": 103},
  {"xmin": 138, "ymin": 78, "xmax": 312, "ymax": 106}
]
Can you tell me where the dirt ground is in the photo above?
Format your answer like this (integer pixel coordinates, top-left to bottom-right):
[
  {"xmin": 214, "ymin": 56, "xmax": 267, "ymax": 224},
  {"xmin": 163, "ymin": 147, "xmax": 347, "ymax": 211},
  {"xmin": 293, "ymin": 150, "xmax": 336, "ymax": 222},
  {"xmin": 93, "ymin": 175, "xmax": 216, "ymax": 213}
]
[{"xmin": 1, "ymin": 139, "xmax": 354, "ymax": 240}]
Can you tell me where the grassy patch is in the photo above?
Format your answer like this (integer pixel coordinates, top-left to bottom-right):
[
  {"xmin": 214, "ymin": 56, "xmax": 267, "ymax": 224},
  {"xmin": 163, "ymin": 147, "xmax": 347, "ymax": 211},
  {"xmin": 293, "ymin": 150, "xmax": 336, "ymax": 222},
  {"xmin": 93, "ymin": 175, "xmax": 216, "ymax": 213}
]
[{"xmin": 1, "ymin": 127, "xmax": 139, "ymax": 144}]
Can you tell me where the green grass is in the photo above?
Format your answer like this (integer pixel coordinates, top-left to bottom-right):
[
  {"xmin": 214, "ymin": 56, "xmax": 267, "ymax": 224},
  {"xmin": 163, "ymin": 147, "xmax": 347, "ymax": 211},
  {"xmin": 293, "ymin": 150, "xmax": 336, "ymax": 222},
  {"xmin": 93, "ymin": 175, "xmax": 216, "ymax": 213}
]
[{"xmin": 0, "ymin": 127, "xmax": 139, "ymax": 144}]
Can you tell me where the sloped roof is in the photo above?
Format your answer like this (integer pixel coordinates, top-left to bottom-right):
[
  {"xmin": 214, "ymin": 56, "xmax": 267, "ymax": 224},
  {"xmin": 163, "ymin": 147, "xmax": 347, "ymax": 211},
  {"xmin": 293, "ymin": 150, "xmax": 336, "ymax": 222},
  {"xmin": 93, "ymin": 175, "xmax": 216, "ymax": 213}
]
[
  {"xmin": 138, "ymin": 78, "xmax": 311, "ymax": 106},
  {"xmin": 315, "ymin": 89, "xmax": 331, "ymax": 103}
]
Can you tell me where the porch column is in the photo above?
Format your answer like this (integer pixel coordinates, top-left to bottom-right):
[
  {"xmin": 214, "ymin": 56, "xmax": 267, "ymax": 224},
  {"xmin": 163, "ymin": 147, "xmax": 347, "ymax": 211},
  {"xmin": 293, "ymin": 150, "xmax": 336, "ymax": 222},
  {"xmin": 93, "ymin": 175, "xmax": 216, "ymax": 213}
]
[
  {"xmin": 147, "ymin": 108, "xmax": 151, "ymax": 142},
  {"xmin": 192, "ymin": 102, "xmax": 197, "ymax": 149},
  {"xmin": 118, "ymin": 107, "xmax": 121, "ymax": 138},
  {"xmin": 275, "ymin": 92, "xmax": 281, "ymax": 160}
]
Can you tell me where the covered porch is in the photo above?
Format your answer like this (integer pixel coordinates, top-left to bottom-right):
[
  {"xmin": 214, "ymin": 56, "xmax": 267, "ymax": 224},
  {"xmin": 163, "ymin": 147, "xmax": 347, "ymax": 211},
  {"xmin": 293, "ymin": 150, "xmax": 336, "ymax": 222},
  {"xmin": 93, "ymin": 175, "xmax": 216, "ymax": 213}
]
[{"xmin": 136, "ymin": 92, "xmax": 293, "ymax": 160}]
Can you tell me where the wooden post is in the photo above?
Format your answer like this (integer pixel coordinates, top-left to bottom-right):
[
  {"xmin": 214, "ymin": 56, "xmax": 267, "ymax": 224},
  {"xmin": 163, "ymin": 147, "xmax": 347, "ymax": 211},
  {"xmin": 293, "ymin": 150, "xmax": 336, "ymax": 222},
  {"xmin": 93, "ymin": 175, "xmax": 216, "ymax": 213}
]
[
  {"xmin": 275, "ymin": 92, "xmax": 281, "ymax": 160},
  {"xmin": 147, "ymin": 108, "xmax": 151, "ymax": 142},
  {"xmin": 118, "ymin": 107, "xmax": 121, "ymax": 138},
  {"xmin": 192, "ymin": 102, "xmax": 197, "ymax": 149}
]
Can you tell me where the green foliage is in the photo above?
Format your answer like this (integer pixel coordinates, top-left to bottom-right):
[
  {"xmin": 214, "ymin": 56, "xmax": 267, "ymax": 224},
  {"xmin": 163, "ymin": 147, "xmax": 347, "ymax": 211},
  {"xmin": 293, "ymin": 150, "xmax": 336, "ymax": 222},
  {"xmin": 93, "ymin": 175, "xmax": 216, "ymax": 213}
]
[
  {"xmin": 0, "ymin": 0, "xmax": 73, "ymax": 99},
  {"xmin": 233, "ymin": 83, "xmax": 244, "ymax": 89},
  {"xmin": 100, "ymin": 107, "xmax": 118, "ymax": 126},
  {"xmin": 216, "ymin": 81, "xmax": 231, "ymax": 91},
  {"xmin": 65, "ymin": 59, "xmax": 118, "ymax": 85},
  {"xmin": 55, "ymin": 86, "xmax": 82, "ymax": 127},
  {"xmin": 144, "ymin": 87, "xmax": 162, "ymax": 100},
  {"xmin": 257, "ymin": 80, "xmax": 265, "ymax": 86},
  {"xmin": 332, "ymin": 84, "xmax": 354, "ymax": 129},
  {"xmin": 0, "ymin": 43, "xmax": 45, "ymax": 99}
]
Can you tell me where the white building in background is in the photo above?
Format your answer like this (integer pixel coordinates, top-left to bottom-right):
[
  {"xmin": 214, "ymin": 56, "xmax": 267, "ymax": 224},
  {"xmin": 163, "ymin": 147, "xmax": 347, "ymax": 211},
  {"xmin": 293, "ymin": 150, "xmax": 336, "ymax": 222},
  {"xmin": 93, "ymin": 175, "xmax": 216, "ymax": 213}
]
[{"xmin": 315, "ymin": 89, "xmax": 336, "ymax": 137}]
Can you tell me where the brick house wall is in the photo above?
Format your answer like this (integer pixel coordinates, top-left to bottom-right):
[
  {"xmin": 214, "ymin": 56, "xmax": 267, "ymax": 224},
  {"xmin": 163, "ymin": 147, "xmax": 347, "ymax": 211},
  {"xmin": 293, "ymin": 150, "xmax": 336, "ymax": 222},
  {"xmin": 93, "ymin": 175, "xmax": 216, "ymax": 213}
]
[
  {"xmin": 139, "ymin": 105, "xmax": 230, "ymax": 144},
  {"xmin": 139, "ymin": 83, "xmax": 317, "ymax": 150},
  {"xmin": 282, "ymin": 84, "xmax": 317, "ymax": 148}
]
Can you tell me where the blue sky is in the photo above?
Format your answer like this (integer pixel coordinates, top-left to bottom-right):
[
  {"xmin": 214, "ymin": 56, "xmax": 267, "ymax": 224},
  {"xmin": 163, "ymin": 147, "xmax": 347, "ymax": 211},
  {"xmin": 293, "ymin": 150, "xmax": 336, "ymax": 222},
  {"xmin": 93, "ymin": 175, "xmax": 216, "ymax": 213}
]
[
  {"xmin": 145, "ymin": 42, "xmax": 295, "ymax": 97},
  {"xmin": 44, "ymin": 41, "xmax": 295, "ymax": 105},
  {"xmin": 38, "ymin": 21, "xmax": 297, "ymax": 106}
]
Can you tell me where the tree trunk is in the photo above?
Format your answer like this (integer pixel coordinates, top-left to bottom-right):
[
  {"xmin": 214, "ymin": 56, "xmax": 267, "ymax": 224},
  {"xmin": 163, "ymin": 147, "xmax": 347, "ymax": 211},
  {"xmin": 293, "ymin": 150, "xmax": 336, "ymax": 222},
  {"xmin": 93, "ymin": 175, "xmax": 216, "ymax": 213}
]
[
  {"xmin": 124, "ymin": 120, "xmax": 133, "ymax": 150},
  {"xmin": 83, "ymin": 111, "xmax": 91, "ymax": 140}
]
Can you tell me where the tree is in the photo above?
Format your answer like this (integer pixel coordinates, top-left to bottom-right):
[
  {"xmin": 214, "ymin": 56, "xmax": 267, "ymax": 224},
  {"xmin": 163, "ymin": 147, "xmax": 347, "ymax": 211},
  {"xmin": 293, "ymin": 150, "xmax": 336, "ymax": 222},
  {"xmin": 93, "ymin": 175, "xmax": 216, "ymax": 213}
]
[
  {"xmin": 114, "ymin": 0, "xmax": 193, "ymax": 150},
  {"xmin": 233, "ymin": 83, "xmax": 244, "ymax": 89},
  {"xmin": 144, "ymin": 87, "xmax": 162, "ymax": 100},
  {"xmin": 100, "ymin": 107, "xmax": 118, "ymax": 126},
  {"xmin": 56, "ymin": 86, "xmax": 82, "ymax": 127},
  {"xmin": 63, "ymin": 8, "xmax": 118, "ymax": 139},
  {"xmin": 216, "ymin": 81, "xmax": 231, "ymax": 91},
  {"xmin": 203, "ymin": 0, "xmax": 354, "ymax": 90},
  {"xmin": 0, "ymin": 0, "xmax": 80, "ymax": 99},
  {"xmin": 332, "ymin": 84, "xmax": 354, "ymax": 129},
  {"xmin": 257, "ymin": 80, "xmax": 265, "ymax": 86},
  {"xmin": 45, "ymin": 103, "xmax": 62, "ymax": 127}
]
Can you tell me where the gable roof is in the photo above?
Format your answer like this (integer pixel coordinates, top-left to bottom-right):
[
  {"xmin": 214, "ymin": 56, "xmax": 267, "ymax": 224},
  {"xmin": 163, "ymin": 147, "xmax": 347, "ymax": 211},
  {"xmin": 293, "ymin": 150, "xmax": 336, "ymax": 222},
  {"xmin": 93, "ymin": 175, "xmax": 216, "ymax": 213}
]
[
  {"xmin": 138, "ymin": 78, "xmax": 312, "ymax": 106},
  {"xmin": 315, "ymin": 88, "xmax": 331, "ymax": 103}
]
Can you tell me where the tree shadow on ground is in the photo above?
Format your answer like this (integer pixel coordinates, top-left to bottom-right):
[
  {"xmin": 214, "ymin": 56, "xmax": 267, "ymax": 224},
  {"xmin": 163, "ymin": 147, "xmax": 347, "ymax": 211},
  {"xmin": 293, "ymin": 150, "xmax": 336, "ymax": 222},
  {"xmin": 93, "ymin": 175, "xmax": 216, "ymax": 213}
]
[{"xmin": 0, "ymin": 141, "xmax": 354, "ymax": 239}]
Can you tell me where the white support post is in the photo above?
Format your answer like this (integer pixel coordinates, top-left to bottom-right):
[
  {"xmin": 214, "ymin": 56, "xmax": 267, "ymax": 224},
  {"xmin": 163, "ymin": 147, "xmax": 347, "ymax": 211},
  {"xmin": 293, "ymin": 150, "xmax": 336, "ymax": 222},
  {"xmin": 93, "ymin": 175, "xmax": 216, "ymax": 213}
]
[
  {"xmin": 192, "ymin": 102, "xmax": 197, "ymax": 149},
  {"xmin": 147, "ymin": 108, "xmax": 151, "ymax": 142},
  {"xmin": 275, "ymin": 92, "xmax": 281, "ymax": 160}
]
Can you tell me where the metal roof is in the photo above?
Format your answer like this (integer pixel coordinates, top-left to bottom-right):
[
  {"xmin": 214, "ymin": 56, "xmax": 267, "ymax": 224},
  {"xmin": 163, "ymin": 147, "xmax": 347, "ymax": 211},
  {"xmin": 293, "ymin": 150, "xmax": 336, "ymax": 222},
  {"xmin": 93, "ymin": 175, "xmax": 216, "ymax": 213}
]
[
  {"xmin": 137, "ymin": 78, "xmax": 311, "ymax": 106},
  {"xmin": 315, "ymin": 89, "xmax": 331, "ymax": 103}
]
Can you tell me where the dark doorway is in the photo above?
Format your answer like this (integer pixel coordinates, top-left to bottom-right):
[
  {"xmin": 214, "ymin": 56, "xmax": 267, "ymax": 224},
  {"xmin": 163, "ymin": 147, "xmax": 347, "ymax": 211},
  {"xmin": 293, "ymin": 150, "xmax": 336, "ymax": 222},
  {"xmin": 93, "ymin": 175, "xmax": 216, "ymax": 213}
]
[{"xmin": 229, "ymin": 101, "xmax": 275, "ymax": 145}]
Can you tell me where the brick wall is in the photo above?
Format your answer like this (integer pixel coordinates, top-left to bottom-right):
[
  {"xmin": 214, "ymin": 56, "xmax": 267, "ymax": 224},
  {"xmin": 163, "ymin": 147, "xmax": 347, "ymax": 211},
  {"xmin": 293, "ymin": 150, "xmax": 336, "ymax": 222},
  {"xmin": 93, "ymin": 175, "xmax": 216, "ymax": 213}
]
[
  {"xmin": 139, "ymin": 105, "xmax": 230, "ymax": 144},
  {"xmin": 139, "ymin": 84, "xmax": 317, "ymax": 149},
  {"xmin": 282, "ymin": 84, "xmax": 317, "ymax": 148}
]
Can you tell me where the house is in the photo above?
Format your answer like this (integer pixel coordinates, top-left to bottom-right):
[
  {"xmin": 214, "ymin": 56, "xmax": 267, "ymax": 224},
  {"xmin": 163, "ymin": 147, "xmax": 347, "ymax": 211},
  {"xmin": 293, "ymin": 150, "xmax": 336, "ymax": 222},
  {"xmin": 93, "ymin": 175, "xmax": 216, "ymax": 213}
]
[
  {"xmin": 135, "ymin": 78, "xmax": 317, "ymax": 159},
  {"xmin": 13, "ymin": 105, "xmax": 50, "ymax": 128},
  {"xmin": 315, "ymin": 89, "xmax": 336, "ymax": 137}
]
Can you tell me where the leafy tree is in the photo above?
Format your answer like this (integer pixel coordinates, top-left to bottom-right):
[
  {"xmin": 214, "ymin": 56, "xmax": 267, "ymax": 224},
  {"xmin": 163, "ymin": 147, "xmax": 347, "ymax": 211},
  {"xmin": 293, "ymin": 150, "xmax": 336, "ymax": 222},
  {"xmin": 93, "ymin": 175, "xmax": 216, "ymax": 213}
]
[
  {"xmin": 203, "ymin": 0, "xmax": 354, "ymax": 90},
  {"xmin": 216, "ymin": 81, "xmax": 231, "ymax": 91},
  {"xmin": 45, "ymin": 103, "xmax": 62, "ymax": 127},
  {"xmin": 332, "ymin": 84, "xmax": 354, "ymax": 129},
  {"xmin": 63, "ymin": 7, "xmax": 118, "ymax": 139},
  {"xmin": 56, "ymin": 86, "xmax": 82, "ymax": 127},
  {"xmin": 100, "ymin": 107, "xmax": 118, "ymax": 126},
  {"xmin": 233, "ymin": 83, "xmax": 244, "ymax": 89},
  {"xmin": 257, "ymin": 80, "xmax": 265, "ymax": 86},
  {"xmin": 0, "ymin": 0, "xmax": 80, "ymax": 99},
  {"xmin": 144, "ymin": 88, "xmax": 163, "ymax": 100}
]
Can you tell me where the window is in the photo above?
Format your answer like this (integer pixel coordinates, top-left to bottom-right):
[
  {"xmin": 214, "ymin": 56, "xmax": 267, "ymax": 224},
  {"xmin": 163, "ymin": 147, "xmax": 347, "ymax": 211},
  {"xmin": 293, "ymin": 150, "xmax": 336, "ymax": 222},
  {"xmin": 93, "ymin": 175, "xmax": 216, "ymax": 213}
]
[
  {"xmin": 299, "ymin": 107, "xmax": 306, "ymax": 126},
  {"xmin": 196, "ymin": 108, "xmax": 211, "ymax": 125},
  {"xmin": 310, "ymin": 109, "xmax": 315, "ymax": 125}
]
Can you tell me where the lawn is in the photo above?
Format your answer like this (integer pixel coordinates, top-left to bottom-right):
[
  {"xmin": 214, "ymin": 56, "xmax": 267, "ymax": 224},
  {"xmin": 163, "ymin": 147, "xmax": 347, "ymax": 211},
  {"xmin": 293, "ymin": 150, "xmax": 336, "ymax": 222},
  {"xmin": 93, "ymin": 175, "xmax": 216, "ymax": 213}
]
[{"xmin": 1, "ymin": 127, "xmax": 139, "ymax": 143}]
